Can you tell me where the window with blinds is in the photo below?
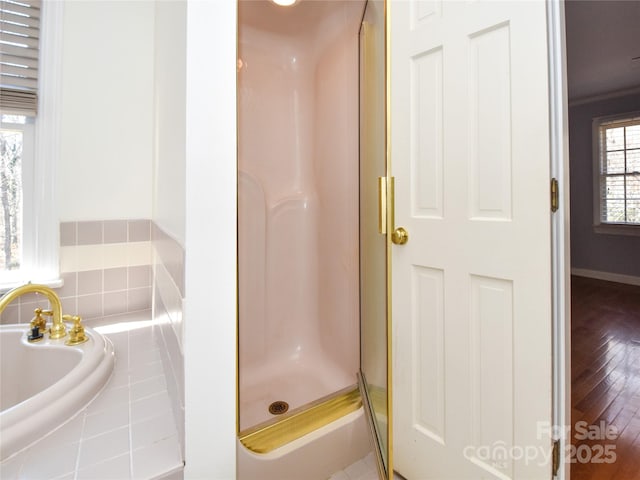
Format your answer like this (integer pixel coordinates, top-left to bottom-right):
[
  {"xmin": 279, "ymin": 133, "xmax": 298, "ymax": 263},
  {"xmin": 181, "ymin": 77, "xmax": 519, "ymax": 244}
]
[
  {"xmin": 0, "ymin": 0, "xmax": 41, "ymax": 116},
  {"xmin": 0, "ymin": 0, "xmax": 58, "ymax": 284},
  {"xmin": 595, "ymin": 113, "xmax": 640, "ymax": 226},
  {"xmin": 1, "ymin": 0, "xmax": 41, "ymax": 275}
]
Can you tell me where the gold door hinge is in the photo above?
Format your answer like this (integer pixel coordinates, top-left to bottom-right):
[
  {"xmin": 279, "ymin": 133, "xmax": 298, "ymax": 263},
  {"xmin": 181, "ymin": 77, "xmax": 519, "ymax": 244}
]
[
  {"xmin": 552, "ymin": 439, "xmax": 560, "ymax": 477},
  {"xmin": 551, "ymin": 178, "xmax": 559, "ymax": 213}
]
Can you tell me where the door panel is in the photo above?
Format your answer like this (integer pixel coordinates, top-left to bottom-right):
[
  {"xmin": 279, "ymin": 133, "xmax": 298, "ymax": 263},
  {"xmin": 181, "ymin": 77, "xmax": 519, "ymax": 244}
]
[
  {"xmin": 359, "ymin": 0, "xmax": 390, "ymax": 477},
  {"xmin": 391, "ymin": 1, "xmax": 553, "ymax": 478}
]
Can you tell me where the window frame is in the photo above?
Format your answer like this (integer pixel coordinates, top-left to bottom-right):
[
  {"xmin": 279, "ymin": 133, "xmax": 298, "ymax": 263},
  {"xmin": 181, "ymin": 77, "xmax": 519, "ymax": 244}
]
[
  {"xmin": 1, "ymin": 115, "xmax": 34, "ymax": 279},
  {"xmin": 0, "ymin": 0, "xmax": 64, "ymax": 289},
  {"xmin": 592, "ymin": 110, "xmax": 640, "ymax": 237}
]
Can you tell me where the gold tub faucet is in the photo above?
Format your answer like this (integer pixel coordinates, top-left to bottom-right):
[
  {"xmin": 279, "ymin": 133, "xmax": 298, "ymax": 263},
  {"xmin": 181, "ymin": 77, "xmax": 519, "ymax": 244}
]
[{"xmin": 0, "ymin": 283, "xmax": 67, "ymax": 339}]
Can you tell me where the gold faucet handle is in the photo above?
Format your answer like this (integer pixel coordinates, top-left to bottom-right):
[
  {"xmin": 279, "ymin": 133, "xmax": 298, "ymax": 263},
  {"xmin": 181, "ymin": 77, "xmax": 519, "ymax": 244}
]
[
  {"xmin": 30, "ymin": 308, "xmax": 49, "ymax": 334},
  {"xmin": 63, "ymin": 315, "xmax": 88, "ymax": 346}
]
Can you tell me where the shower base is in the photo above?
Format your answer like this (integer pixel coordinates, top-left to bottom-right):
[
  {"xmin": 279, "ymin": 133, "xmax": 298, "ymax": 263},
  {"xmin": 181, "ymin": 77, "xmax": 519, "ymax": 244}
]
[
  {"xmin": 237, "ymin": 408, "xmax": 370, "ymax": 480},
  {"xmin": 239, "ymin": 355, "xmax": 355, "ymax": 430},
  {"xmin": 239, "ymin": 386, "xmax": 361, "ymax": 453}
]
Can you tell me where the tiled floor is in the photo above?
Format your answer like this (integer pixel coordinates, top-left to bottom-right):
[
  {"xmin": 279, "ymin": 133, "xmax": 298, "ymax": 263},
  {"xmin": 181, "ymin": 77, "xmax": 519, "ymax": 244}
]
[
  {"xmin": 329, "ymin": 453, "xmax": 407, "ymax": 480},
  {"xmin": 0, "ymin": 310, "xmax": 183, "ymax": 480}
]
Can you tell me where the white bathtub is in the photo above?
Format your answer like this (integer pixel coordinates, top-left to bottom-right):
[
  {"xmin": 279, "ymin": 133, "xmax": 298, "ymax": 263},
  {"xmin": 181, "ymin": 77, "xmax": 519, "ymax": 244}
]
[{"xmin": 0, "ymin": 324, "xmax": 115, "ymax": 461}]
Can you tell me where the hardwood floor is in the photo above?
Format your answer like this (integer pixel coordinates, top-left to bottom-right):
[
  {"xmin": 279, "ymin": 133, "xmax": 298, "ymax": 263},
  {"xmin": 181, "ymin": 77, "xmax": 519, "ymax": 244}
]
[{"xmin": 571, "ymin": 275, "xmax": 640, "ymax": 480}]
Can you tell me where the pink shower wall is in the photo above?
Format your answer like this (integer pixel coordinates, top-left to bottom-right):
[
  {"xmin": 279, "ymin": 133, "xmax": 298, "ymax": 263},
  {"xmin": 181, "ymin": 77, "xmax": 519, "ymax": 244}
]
[
  {"xmin": 314, "ymin": 24, "xmax": 360, "ymax": 376},
  {"xmin": 238, "ymin": 0, "xmax": 361, "ymax": 414}
]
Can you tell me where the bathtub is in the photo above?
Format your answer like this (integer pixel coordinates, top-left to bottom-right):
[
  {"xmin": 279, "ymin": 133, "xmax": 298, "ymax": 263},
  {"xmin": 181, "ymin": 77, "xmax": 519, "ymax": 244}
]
[{"xmin": 0, "ymin": 323, "xmax": 115, "ymax": 461}]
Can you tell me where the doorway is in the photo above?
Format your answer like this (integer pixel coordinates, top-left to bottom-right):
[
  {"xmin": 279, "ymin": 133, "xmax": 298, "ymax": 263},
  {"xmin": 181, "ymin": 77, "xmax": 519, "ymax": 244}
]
[{"xmin": 565, "ymin": 1, "xmax": 640, "ymax": 478}]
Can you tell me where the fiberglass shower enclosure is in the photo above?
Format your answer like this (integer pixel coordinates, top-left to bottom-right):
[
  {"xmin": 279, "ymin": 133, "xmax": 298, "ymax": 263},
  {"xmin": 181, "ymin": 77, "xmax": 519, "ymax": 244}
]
[
  {"xmin": 238, "ymin": 1, "xmax": 390, "ymax": 474},
  {"xmin": 238, "ymin": 0, "xmax": 361, "ymax": 430}
]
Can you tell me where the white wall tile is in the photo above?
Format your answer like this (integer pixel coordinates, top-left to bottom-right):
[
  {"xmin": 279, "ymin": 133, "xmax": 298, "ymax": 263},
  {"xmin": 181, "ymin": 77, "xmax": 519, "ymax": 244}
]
[
  {"xmin": 83, "ymin": 404, "xmax": 130, "ymax": 439},
  {"xmin": 127, "ymin": 242, "xmax": 153, "ymax": 267},
  {"xmin": 130, "ymin": 375, "xmax": 166, "ymax": 402},
  {"xmin": 103, "ymin": 244, "xmax": 129, "ymax": 270},
  {"xmin": 131, "ymin": 414, "xmax": 178, "ymax": 452},
  {"xmin": 78, "ymin": 426, "xmax": 130, "ymax": 468},
  {"xmin": 59, "ymin": 246, "xmax": 79, "ymax": 273},
  {"xmin": 21, "ymin": 440, "xmax": 79, "ymax": 480},
  {"xmin": 76, "ymin": 245, "xmax": 105, "ymax": 272},
  {"xmin": 76, "ymin": 452, "xmax": 131, "ymax": 480},
  {"xmin": 132, "ymin": 435, "xmax": 181, "ymax": 480},
  {"xmin": 131, "ymin": 391, "xmax": 172, "ymax": 424},
  {"xmin": 85, "ymin": 385, "xmax": 129, "ymax": 415}
]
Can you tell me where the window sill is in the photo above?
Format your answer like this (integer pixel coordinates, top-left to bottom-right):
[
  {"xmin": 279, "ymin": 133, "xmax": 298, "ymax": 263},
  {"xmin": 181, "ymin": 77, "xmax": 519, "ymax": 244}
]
[
  {"xmin": 0, "ymin": 277, "xmax": 63, "ymax": 296},
  {"xmin": 593, "ymin": 223, "xmax": 640, "ymax": 237}
]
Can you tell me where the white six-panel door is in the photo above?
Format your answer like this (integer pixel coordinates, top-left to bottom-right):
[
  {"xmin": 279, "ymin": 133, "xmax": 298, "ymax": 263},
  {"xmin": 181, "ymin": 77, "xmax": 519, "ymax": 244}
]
[{"xmin": 391, "ymin": 1, "xmax": 553, "ymax": 478}]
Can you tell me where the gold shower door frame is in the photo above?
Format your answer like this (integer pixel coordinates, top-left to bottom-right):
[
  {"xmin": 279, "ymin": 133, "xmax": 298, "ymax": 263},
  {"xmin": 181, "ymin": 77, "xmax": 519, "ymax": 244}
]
[{"xmin": 358, "ymin": 1, "xmax": 393, "ymax": 479}]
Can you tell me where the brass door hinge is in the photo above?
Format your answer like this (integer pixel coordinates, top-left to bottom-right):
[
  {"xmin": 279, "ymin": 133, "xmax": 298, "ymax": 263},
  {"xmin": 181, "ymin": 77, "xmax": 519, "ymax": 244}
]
[
  {"xmin": 552, "ymin": 439, "xmax": 560, "ymax": 477},
  {"xmin": 551, "ymin": 178, "xmax": 559, "ymax": 213}
]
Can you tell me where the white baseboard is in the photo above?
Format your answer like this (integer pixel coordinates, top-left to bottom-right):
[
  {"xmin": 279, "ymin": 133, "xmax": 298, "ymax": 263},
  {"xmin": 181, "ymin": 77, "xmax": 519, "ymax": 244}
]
[{"xmin": 571, "ymin": 268, "xmax": 640, "ymax": 287}]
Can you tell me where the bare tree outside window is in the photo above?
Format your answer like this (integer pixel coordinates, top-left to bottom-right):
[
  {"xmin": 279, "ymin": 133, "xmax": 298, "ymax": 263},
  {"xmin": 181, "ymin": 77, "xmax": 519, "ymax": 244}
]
[{"xmin": 0, "ymin": 115, "xmax": 24, "ymax": 271}]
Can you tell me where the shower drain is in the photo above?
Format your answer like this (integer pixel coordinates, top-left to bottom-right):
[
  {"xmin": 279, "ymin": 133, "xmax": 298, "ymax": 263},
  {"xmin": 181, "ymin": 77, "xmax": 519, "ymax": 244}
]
[{"xmin": 268, "ymin": 401, "xmax": 289, "ymax": 415}]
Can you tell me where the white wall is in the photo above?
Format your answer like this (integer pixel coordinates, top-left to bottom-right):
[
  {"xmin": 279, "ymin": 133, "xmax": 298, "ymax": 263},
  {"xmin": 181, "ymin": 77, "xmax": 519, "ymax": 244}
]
[
  {"xmin": 153, "ymin": 0, "xmax": 186, "ymax": 245},
  {"xmin": 184, "ymin": 1, "xmax": 237, "ymax": 478},
  {"xmin": 57, "ymin": 2, "xmax": 237, "ymax": 477},
  {"xmin": 58, "ymin": 0, "xmax": 154, "ymax": 222},
  {"xmin": 152, "ymin": 0, "xmax": 188, "ymax": 463}
]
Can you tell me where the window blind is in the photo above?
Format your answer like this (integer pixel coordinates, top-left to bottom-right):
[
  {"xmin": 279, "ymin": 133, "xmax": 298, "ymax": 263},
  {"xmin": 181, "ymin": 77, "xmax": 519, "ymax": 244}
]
[{"xmin": 0, "ymin": 0, "xmax": 41, "ymax": 116}]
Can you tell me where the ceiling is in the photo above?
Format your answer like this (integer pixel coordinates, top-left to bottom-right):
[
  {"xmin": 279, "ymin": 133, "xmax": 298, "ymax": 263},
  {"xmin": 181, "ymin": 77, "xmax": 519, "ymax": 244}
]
[
  {"xmin": 565, "ymin": 0, "xmax": 640, "ymax": 101},
  {"xmin": 238, "ymin": 1, "xmax": 638, "ymax": 102},
  {"xmin": 238, "ymin": 0, "xmax": 364, "ymax": 38}
]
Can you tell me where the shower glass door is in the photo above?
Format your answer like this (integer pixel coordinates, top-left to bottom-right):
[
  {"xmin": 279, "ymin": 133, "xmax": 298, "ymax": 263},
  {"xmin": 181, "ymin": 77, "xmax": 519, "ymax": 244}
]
[{"xmin": 359, "ymin": 1, "xmax": 390, "ymax": 478}]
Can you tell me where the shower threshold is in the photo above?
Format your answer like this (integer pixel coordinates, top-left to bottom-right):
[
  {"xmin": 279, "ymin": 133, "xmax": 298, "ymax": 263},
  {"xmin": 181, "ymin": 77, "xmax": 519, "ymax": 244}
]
[{"xmin": 239, "ymin": 385, "xmax": 361, "ymax": 454}]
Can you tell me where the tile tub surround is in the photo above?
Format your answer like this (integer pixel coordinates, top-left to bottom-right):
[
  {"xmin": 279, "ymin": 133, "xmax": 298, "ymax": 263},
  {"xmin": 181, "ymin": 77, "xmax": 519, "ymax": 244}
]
[
  {"xmin": 0, "ymin": 311, "xmax": 183, "ymax": 480},
  {"xmin": 151, "ymin": 222, "xmax": 185, "ymax": 459},
  {"xmin": 0, "ymin": 219, "xmax": 152, "ymax": 324},
  {"xmin": 151, "ymin": 222, "xmax": 184, "ymax": 298},
  {"xmin": 57, "ymin": 220, "xmax": 154, "ymax": 320},
  {"xmin": 0, "ymin": 267, "xmax": 152, "ymax": 325}
]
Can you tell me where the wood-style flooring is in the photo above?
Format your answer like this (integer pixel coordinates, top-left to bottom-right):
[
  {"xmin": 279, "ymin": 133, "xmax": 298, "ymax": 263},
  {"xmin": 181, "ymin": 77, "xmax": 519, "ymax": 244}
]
[{"xmin": 571, "ymin": 275, "xmax": 640, "ymax": 480}]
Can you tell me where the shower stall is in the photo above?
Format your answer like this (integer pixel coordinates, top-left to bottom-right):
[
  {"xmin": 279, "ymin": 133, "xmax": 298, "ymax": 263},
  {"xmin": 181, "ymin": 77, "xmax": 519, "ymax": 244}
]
[{"xmin": 237, "ymin": 1, "xmax": 389, "ymax": 478}]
